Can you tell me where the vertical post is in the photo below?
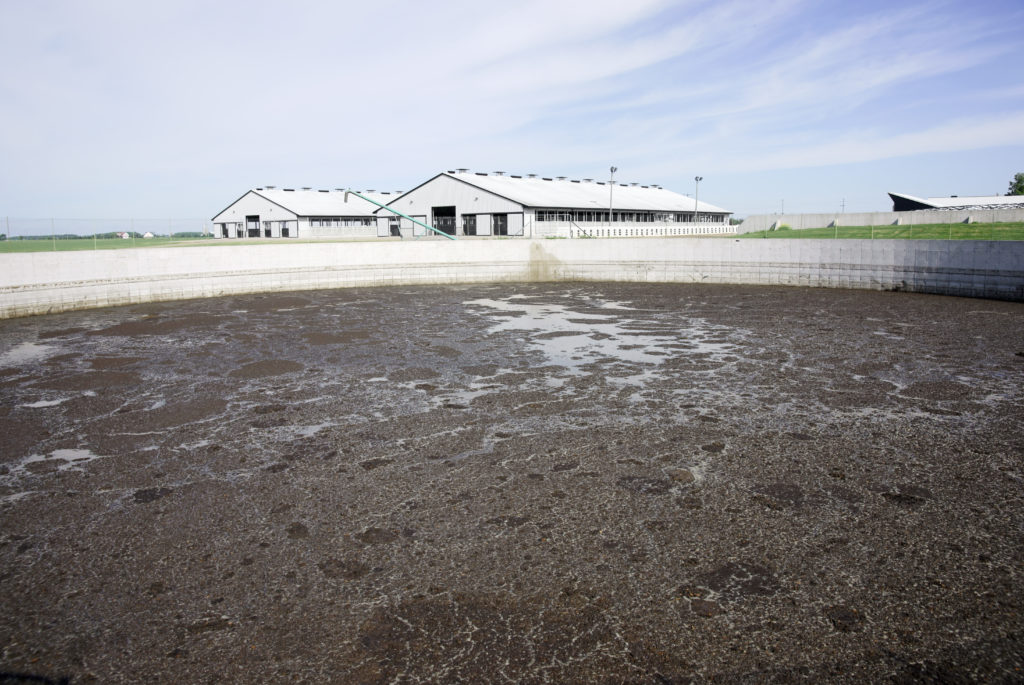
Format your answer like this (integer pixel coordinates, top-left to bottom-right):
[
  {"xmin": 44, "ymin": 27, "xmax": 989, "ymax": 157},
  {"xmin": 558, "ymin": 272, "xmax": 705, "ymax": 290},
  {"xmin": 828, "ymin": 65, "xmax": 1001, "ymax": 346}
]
[
  {"xmin": 52, "ymin": 218, "xmax": 56, "ymax": 251},
  {"xmin": 609, "ymin": 166, "xmax": 617, "ymax": 227},
  {"xmin": 694, "ymin": 176, "xmax": 702, "ymax": 225}
]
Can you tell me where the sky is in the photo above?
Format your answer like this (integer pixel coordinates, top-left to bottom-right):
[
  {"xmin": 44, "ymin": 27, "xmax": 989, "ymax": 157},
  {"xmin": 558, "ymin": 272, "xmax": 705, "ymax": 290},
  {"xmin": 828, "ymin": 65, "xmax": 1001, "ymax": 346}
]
[{"xmin": 1, "ymin": 0, "xmax": 1023, "ymax": 231}]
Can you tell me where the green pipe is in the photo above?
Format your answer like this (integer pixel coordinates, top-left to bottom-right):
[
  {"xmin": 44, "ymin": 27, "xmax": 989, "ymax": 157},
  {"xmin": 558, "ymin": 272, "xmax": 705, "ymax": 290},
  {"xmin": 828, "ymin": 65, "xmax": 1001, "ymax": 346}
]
[{"xmin": 344, "ymin": 190, "xmax": 457, "ymax": 240}]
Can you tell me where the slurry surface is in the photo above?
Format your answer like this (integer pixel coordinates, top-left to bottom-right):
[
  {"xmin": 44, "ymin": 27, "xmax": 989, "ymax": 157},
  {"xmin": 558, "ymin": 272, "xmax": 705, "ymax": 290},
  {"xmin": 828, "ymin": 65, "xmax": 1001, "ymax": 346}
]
[{"xmin": 1, "ymin": 283, "xmax": 1022, "ymax": 683}]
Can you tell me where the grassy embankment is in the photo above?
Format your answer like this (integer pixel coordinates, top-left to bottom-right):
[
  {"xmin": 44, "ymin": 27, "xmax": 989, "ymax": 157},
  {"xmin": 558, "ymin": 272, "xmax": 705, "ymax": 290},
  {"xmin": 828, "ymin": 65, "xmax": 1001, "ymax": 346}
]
[{"xmin": 738, "ymin": 222, "xmax": 1024, "ymax": 240}]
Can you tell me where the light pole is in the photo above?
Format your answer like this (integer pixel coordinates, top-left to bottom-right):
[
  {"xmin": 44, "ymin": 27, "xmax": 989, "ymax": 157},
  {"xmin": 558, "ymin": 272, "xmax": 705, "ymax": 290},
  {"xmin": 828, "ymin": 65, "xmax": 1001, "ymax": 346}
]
[
  {"xmin": 609, "ymin": 166, "xmax": 617, "ymax": 226},
  {"xmin": 694, "ymin": 176, "xmax": 702, "ymax": 223}
]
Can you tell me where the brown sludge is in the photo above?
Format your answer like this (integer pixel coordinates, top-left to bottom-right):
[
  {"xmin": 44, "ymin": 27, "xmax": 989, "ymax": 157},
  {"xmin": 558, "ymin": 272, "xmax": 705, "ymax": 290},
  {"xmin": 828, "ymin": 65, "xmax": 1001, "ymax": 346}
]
[{"xmin": 1, "ymin": 282, "xmax": 1022, "ymax": 683}]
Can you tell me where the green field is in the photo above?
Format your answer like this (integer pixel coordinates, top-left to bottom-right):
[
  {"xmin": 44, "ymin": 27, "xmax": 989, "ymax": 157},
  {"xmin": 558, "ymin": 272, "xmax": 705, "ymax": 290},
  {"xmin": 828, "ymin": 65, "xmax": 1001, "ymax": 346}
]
[
  {"xmin": 0, "ymin": 236, "xmax": 221, "ymax": 252},
  {"xmin": 737, "ymin": 221, "xmax": 1024, "ymax": 240},
  {"xmin": 0, "ymin": 235, "xmax": 408, "ymax": 253}
]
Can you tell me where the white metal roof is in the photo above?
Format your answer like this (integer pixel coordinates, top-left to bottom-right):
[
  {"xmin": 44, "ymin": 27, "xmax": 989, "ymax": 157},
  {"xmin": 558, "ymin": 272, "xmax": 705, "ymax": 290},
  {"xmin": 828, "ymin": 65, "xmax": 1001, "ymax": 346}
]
[
  {"xmin": 253, "ymin": 188, "xmax": 396, "ymax": 216},
  {"xmin": 890, "ymin": 191, "xmax": 1024, "ymax": 209},
  {"xmin": 443, "ymin": 171, "xmax": 730, "ymax": 214}
]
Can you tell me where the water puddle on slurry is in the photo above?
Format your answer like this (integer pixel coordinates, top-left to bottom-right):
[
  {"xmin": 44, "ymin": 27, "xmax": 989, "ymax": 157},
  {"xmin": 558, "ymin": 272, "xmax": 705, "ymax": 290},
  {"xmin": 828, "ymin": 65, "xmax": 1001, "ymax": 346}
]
[
  {"xmin": 0, "ymin": 341, "xmax": 58, "ymax": 366},
  {"xmin": 22, "ymin": 397, "xmax": 72, "ymax": 408},
  {"xmin": 1, "ymin": 448, "xmax": 111, "ymax": 488},
  {"xmin": 465, "ymin": 295, "xmax": 741, "ymax": 375}
]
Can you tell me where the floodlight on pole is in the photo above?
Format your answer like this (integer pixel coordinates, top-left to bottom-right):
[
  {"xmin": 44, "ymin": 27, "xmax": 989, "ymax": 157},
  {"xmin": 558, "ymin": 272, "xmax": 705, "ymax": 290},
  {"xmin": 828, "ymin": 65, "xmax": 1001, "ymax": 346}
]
[
  {"xmin": 694, "ymin": 176, "xmax": 703, "ymax": 223},
  {"xmin": 609, "ymin": 167, "xmax": 617, "ymax": 226}
]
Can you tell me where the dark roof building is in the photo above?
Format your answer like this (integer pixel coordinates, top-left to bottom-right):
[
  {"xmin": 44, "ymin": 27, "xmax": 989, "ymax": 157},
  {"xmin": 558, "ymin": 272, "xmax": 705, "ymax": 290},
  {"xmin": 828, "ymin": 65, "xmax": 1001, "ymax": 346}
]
[{"xmin": 889, "ymin": 192, "xmax": 1024, "ymax": 212}]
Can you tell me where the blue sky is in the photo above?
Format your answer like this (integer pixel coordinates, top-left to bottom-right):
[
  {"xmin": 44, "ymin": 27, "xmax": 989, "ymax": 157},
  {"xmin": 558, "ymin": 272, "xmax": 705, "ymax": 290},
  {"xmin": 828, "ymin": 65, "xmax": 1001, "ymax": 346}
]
[{"xmin": 1, "ymin": 0, "xmax": 1023, "ymax": 229}]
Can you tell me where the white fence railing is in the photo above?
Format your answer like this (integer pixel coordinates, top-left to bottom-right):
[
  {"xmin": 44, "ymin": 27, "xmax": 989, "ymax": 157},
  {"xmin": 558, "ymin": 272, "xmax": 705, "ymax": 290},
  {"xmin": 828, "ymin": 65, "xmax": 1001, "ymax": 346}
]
[{"xmin": 537, "ymin": 221, "xmax": 735, "ymax": 239}]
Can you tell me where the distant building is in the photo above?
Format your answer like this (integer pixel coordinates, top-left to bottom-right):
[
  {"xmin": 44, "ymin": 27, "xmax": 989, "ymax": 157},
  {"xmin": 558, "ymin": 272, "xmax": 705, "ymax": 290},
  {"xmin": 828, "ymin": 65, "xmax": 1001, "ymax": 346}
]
[
  {"xmin": 116, "ymin": 232, "xmax": 130, "ymax": 239},
  {"xmin": 211, "ymin": 187, "xmax": 399, "ymax": 239},
  {"xmin": 889, "ymin": 192, "xmax": 1024, "ymax": 212},
  {"xmin": 142, "ymin": 232, "xmax": 155, "ymax": 239},
  {"xmin": 374, "ymin": 170, "xmax": 732, "ymax": 238}
]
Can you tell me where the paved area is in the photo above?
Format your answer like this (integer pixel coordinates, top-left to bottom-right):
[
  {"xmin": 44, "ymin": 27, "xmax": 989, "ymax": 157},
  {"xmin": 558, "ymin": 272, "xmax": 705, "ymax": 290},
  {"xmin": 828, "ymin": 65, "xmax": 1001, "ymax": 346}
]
[{"xmin": 1, "ymin": 282, "xmax": 1022, "ymax": 683}]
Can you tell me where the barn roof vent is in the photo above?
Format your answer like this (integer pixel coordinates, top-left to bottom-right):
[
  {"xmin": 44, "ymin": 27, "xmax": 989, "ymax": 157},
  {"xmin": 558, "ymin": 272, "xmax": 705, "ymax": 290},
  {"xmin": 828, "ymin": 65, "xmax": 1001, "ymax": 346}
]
[
  {"xmin": 265, "ymin": 185, "xmax": 276, "ymax": 189},
  {"xmin": 583, "ymin": 179, "xmax": 593, "ymax": 183},
  {"xmin": 493, "ymin": 170, "xmax": 505, "ymax": 175},
  {"xmin": 542, "ymin": 177, "xmax": 553, "ymax": 181},
  {"xmin": 475, "ymin": 172, "xmax": 488, "ymax": 176},
  {"xmin": 283, "ymin": 188, "xmax": 295, "ymax": 192},
  {"xmin": 366, "ymin": 189, "xmax": 376, "ymax": 193},
  {"xmin": 570, "ymin": 179, "xmax": 580, "ymax": 183},
  {"xmin": 302, "ymin": 186, "xmax": 312, "ymax": 190},
  {"xmin": 334, "ymin": 188, "xmax": 344, "ymax": 191},
  {"xmin": 527, "ymin": 174, "xmax": 537, "ymax": 178},
  {"xmin": 319, "ymin": 189, "xmax": 329, "ymax": 193},
  {"xmin": 511, "ymin": 175, "xmax": 522, "ymax": 178},
  {"xmin": 556, "ymin": 176, "xmax": 567, "ymax": 180},
  {"xmin": 630, "ymin": 183, "xmax": 638, "ymax": 186},
  {"xmin": 456, "ymin": 168, "xmax": 469, "ymax": 173}
]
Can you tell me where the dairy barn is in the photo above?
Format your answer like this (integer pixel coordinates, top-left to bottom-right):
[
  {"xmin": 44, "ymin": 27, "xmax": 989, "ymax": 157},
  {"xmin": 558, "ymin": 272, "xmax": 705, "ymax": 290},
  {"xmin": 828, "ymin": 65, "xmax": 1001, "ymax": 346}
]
[
  {"xmin": 373, "ymin": 170, "xmax": 732, "ymax": 238},
  {"xmin": 211, "ymin": 187, "xmax": 400, "ymax": 239}
]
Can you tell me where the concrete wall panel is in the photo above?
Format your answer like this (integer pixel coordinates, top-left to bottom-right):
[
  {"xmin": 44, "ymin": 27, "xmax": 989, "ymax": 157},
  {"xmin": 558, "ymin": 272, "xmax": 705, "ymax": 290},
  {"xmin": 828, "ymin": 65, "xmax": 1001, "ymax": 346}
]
[{"xmin": 1, "ymin": 238, "xmax": 1022, "ymax": 318}]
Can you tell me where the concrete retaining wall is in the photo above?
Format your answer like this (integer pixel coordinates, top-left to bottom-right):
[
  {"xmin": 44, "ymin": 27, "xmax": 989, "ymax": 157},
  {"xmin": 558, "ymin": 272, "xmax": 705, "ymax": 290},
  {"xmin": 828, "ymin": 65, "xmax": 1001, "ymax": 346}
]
[
  {"xmin": 738, "ymin": 208, "xmax": 1024, "ymax": 233},
  {"xmin": 1, "ymin": 238, "xmax": 1022, "ymax": 318}
]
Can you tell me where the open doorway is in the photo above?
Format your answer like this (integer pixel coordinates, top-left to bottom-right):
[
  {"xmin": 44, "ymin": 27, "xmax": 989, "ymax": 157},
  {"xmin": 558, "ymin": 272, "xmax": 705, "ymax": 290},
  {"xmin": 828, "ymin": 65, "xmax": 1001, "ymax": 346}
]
[
  {"xmin": 432, "ymin": 206, "xmax": 456, "ymax": 236},
  {"xmin": 245, "ymin": 215, "xmax": 260, "ymax": 238},
  {"xmin": 493, "ymin": 213, "xmax": 508, "ymax": 236}
]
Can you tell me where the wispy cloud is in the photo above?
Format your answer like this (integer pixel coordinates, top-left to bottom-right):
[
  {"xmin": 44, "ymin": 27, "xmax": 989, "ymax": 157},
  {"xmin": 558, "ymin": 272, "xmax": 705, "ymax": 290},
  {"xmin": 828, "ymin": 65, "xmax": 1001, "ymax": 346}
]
[
  {"xmin": 0, "ymin": 0, "xmax": 1021, "ymax": 218},
  {"xmin": 722, "ymin": 111, "xmax": 1024, "ymax": 172}
]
